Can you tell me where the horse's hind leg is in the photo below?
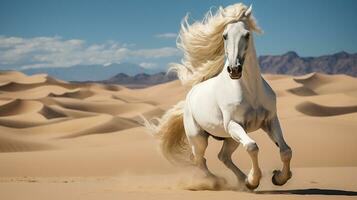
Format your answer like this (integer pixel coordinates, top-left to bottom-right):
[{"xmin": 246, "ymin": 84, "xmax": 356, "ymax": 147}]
[
  {"xmin": 218, "ymin": 138, "xmax": 247, "ymax": 188},
  {"xmin": 187, "ymin": 132, "xmax": 213, "ymax": 177},
  {"xmin": 263, "ymin": 116, "xmax": 292, "ymax": 186},
  {"xmin": 183, "ymin": 108, "xmax": 214, "ymax": 178}
]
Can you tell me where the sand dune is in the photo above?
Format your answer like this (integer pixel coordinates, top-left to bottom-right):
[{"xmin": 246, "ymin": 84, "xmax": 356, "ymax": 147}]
[
  {"xmin": 0, "ymin": 74, "xmax": 47, "ymax": 88},
  {"xmin": 294, "ymin": 73, "xmax": 357, "ymax": 94},
  {"xmin": 0, "ymin": 74, "xmax": 75, "ymax": 91},
  {"xmin": 39, "ymin": 105, "xmax": 68, "ymax": 119},
  {"xmin": 0, "ymin": 71, "xmax": 27, "ymax": 83},
  {"xmin": 0, "ymin": 86, "xmax": 81, "ymax": 100},
  {"xmin": 118, "ymin": 80, "xmax": 189, "ymax": 109},
  {"xmin": 60, "ymin": 116, "xmax": 139, "ymax": 138},
  {"xmin": 0, "ymin": 116, "xmax": 67, "ymax": 128},
  {"xmin": 296, "ymin": 101, "xmax": 357, "ymax": 117},
  {"xmin": 0, "ymin": 99, "xmax": 43, "ymax": 116},
  {"xmin": 0, "ymin": 133, "xmax": 51, "ymax": 153},
  {"xmin": 0, "ymin": 71, "xmax": 356, "ymax": 200},
  {"xmin": 52, "ymin": 97, "xmax": 156, "ymax": 117},
  {"xmin": 49, "ymin": 88, "xmax": 94, "ymax": 99}
]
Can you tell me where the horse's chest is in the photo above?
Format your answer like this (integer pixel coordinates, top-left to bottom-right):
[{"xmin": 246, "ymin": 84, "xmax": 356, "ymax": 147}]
[{"xmin": 241, "ymin": 106, "xmax": 269, "ymax": 132}]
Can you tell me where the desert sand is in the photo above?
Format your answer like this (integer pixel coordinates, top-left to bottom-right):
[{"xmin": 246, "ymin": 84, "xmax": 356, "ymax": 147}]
[{"xmin": 0, "ymin": 71, "xmax": 356, "ymax": 200}]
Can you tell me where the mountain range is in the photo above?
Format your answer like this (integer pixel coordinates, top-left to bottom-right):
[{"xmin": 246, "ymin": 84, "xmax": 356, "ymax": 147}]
[
  {"xmin": 21, "ymin": 51, "xmax": 357, "ymax": 86},
  {"xmin": 259, "ymin": 51, "xmax": 357, "ymax": 76},
  {"xmin": 75, "ymin": 72, "xmax": 178, "ymax": 88},
  {"xmin": 23, "ymin": 62, "xmax": 161, "ymax": 82}
]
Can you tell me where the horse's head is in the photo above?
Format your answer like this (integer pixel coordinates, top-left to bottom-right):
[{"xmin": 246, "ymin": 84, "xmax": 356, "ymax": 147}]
[{"xmin": 223, "ymin": 5, "xmax": 252, "ymax": 79}]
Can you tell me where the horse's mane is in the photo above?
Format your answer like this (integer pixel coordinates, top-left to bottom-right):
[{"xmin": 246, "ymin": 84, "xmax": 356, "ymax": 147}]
[{"xmin": 170, "ymin": 3, "xmax": 262, "ymax": 86}]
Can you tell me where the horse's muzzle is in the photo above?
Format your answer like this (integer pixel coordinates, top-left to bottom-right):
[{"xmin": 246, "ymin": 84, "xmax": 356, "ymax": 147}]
[{"xmin": 227, "ymin": 65, "xmax": 242, "ymax": 79}]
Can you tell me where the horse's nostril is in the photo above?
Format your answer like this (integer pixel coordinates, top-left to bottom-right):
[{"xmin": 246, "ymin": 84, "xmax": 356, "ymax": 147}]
[
  {"xmin": 237, "ymin": 65, "xmax": 243, "ymax": 73},
  {"xmin": 227, "ymin": 66, "xmax": 232, "ymax": 73}
]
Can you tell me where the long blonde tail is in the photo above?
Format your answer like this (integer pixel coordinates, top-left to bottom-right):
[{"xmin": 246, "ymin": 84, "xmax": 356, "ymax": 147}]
[{"xmin": 143, "ymin": 101, "xmax": 194, "ymax": 165}]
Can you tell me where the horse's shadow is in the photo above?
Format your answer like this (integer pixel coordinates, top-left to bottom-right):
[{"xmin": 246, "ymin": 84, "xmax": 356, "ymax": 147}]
[{"xmin": 255, "ymin": 188, "xmax": 357, "ymax": 196}]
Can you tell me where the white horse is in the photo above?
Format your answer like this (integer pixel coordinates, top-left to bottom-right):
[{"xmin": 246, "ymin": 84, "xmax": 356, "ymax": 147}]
[{"xmin": 146, "ymin": 3, "xmax": 292, "ymax": 190}]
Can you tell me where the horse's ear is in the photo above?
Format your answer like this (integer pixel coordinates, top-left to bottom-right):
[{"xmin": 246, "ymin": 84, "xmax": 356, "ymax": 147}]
[{"xmin": 244, "ymin": 4, "xmax": 253, "ymax": 17}]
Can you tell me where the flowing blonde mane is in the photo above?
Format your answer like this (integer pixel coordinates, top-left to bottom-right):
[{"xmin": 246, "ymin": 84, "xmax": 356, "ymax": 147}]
[{"xmin": 170, "ymin": 3, "xmax": 261, "ymax": 86}]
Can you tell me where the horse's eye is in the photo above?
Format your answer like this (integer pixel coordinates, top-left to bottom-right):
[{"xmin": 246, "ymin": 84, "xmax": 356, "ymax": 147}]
[{"xmin": 223, "ymin": 34, "xmax": 228, "ymax": 40}]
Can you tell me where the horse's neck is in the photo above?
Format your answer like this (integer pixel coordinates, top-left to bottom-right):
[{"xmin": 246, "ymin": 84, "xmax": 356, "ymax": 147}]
[
  {"xmin": 221, "ymin": 39, "xmax": 264, "ymax": 106},
  {"xmin": 241, "ymin": 42, "xmax": 263, "ymax": 98}
]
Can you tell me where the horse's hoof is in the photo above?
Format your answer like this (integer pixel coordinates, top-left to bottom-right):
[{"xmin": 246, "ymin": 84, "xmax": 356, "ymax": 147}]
[
  {"xmin": 245, "ymin": 178, "xmax": 259, "ymax": 190},
  {"xmin": 272, "ymin": 170, "xmax": 283, "ymax": 186},
  {"xmin": 272, "ymin": 170, "xmax": 292, "ymax": 186}
]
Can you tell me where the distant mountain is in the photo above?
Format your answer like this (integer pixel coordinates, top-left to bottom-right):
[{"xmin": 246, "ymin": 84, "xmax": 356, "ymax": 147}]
[
  {"xmin": 103, "ymin": 72, "xmax": 177, "ymax": 85},
  {"xmin": 22, "ymin": 51, "xmax": 357, "ymax": 85},
  {"xmin": 259, "ymin": 51, "xmax": 357, "ymax": 76},
  {"xmin": 76, "ymin": 72, "xmax": 177, "ymax": 88},
  {"xmin": 22, "ymin": 63, "xmax": 160, "ymax": 81}
]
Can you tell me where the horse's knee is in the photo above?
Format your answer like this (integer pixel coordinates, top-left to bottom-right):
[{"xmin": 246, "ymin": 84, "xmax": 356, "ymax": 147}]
[{"xmin": 246, "ymin": 142, "xmax": 259, "ymax": 155}]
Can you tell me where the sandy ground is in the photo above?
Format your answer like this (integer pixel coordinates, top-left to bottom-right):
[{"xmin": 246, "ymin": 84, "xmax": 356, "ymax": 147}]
[{"xmin": 0, "ymin": 71, "xmax": 356, "ymax": 199}]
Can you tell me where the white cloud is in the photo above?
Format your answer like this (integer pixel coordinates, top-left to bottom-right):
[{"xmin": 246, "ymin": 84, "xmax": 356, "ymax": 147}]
[
  {"xmin": 133, "ymin": 47, "xmax": 180, "ymax": 58},
  {"xmin": 0, "ymin": 36, "xmax": 181, "ymax": 69},
  {"xmin": 139, "ymin": 62, "xmax": 157, "ymax": 69},
  {"xmin": 155, "ymin": 33, "xmax": 177, "ymax": 39},
  {"xmin": 103, "ymin": 62, "xmax": 112, "ymax": 67}
]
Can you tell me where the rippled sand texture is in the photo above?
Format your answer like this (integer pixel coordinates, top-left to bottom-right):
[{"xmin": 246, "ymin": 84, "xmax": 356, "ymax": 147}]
[{"xmin": 0, "ymin": 71, "xmax": 356, "ymax": 200}]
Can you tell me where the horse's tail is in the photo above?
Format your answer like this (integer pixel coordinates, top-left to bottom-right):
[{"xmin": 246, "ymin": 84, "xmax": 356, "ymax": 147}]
[{"xmin": 143, "ymin": 101, "xmax": 194, "ymax": 165}]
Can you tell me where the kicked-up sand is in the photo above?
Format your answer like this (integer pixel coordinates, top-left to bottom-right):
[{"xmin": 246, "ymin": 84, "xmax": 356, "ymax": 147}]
[{"xmin": 0, "ymin": 71, "xmax": 356, "ymax": 199}]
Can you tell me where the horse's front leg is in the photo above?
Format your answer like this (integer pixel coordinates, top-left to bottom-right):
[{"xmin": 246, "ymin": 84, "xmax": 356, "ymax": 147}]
[
  {"xmin": 227, "ymin": 121, "xmax": 261, "ymax": 190},
  {"xmin": 263, "ymin": 116, "xmax": 292, "ymax": 186}
]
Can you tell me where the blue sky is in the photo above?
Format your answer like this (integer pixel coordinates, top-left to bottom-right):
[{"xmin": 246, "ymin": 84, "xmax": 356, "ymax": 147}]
[{"xmin": 0, "ymin": 0, "xmax": 357, "ymax": 70}]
